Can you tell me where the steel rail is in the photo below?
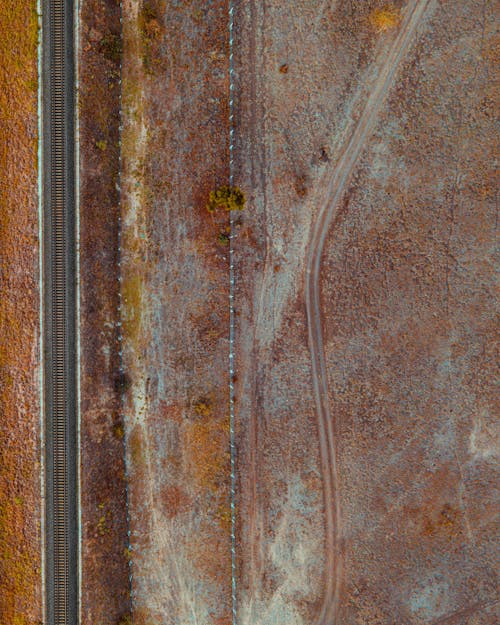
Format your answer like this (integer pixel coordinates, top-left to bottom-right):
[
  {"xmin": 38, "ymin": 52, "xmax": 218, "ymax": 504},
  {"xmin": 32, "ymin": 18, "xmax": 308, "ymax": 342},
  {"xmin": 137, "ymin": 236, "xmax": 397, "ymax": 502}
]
[{"xmin": 42, "ymin": 1, "xmax": 78, "ymax": 624}]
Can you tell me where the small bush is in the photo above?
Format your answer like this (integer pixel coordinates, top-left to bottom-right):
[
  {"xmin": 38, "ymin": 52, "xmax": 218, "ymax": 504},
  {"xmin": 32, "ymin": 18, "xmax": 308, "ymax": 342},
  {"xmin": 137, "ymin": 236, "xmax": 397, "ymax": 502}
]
[
  {"xmin": 207, "ymin": 186, "xmax": 246, "ymax": 213},
  {"xmin": 99, "ymin": 33, "xmax": 122, "ymax": 63},
  {"xmin": 370, "ymin": 5, "xmax": 401, "ymax": 32},
  {"xmin": 194, "ymin": 398, "xmax": 212, "ymax": 418}
]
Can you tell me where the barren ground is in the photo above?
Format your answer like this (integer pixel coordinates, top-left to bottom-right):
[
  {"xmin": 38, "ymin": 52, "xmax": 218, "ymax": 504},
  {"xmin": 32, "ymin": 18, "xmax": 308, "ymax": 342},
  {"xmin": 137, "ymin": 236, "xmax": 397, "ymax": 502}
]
[
  {"xmin": 234, "ymin": 1, "xmax": 498, "ymax": 623},
  {"xmin": 0, "ymin": 1, "xmax": 497, "ymax": 624},
  {"xmin": 120, "ymin": 1, "xmax": 232, "ymax": 623},
  {"xmin": 120, "ymin": 1, "xmax": 498, "ymax": 623}
]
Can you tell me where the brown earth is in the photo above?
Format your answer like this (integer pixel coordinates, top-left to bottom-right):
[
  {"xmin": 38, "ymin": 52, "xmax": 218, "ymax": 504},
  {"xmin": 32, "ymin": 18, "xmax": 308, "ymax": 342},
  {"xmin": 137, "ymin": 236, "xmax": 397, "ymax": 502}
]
[
  {"xmin": 120, "ymin": 1, "xmax": 232, "ymax": 623},
  {"xmin": 0, "ymin": 2, "xmax": 41, "ymax": 624},
  {"xmin": 117, "ymin": 0, "xmax": 498, "ymax": 623},
  {"xmin": 234, "ymin": 1, "xmax": 498, "ymax": 624},
  {"xmin": 78, "ymin": 0, "xmax": 131, "ymax": 623},
  {"xmin": 321, "ymin": 4, "xmax": 498, "ymax": 622}
]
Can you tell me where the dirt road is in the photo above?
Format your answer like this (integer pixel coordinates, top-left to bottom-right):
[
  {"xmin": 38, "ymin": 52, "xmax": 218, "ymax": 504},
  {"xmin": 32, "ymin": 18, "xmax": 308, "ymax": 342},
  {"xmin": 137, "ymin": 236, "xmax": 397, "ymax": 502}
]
[{"xmin": 305, "ymin": 2, "xmax": 431, "ymax": 622}]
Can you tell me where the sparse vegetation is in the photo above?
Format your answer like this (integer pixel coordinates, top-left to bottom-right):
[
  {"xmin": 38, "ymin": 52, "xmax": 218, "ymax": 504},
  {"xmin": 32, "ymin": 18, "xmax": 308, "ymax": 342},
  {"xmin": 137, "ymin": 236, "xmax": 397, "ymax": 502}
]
[
  {"xmin": 96, "ymin": 503, "xmax": 111, "ymax": 537},
  {"xmin": 113, "ymin": 423, "xmax": 125, "ymax": 439},
  {"xmin": 207, "ymin": 186, "xmax": 246, "ymax": 212},
  {"xmin": 122, "ymin": 274, "xmax": 143, "ymax": 340},
  {"xmin": 0, "ymin": 1, "xmax": 40, "ymax": 621},
  {"xmin": 138, "ymin": 1, "xmax": 163, "ymax": 73},
  {"xmin": 194, "ymin": 398, "xmax": 212, "ymax": 417},
  {"xmin": 216, "ymin": 502, "xmax": 232, "ymax": 531},
  {"xmin": 369, "ymin": 4, "xmax": 401, "ymax": 32},
  {"xmin": 217, "ymin": 232, "xmax": 229, "ymax": 245},
  {"xmin": 183, "ymin": 418, "xmax": 228, "ymax": 493},
  {"xmin": 99, "ymin": 33, "xmax": 122, "ymax": 63}
]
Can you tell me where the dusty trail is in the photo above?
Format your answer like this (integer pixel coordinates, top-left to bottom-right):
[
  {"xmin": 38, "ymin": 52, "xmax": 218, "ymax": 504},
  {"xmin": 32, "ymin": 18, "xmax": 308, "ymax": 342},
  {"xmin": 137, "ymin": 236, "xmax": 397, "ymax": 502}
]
[
  {"xmin": 430, "ymin": 599, "xmax": 499, "ymax": 624},
  {"xmin": 246, "ymin": 0, "xmax": 269, "ymax": 611},
  {"xmin": 305, "ymin": 2, "xmax": 431, "ymax": 623}
]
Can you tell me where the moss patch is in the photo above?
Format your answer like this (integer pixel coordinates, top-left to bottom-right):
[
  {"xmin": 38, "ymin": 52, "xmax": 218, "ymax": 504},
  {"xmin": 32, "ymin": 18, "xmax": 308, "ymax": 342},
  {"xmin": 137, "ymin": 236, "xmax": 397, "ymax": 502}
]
[{"xmin": 122, "ymin": 273, "xmax": 143, "ymax": 341}]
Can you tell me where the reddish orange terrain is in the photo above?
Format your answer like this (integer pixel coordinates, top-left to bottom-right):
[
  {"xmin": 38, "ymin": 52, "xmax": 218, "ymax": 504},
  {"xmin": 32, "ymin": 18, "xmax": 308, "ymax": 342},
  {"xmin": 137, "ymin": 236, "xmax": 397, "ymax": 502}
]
[
  {"xmin": 0, "ymin": 2, "xmax": 42, "ymax": 624},
  {"xmin": 234, "ymin": 1, "xmax": 499, "ymax": 624}
]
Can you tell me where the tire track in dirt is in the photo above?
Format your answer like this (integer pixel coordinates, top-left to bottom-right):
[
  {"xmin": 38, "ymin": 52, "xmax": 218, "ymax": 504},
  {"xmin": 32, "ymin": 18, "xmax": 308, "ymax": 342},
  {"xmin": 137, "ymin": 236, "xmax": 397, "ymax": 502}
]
[
  {"xmin": 245, "ymin": 0, "xmax": 269, "ymax": 613},
  {"xmin": 430, "ymin": 599, "xmax": 499, "ymax": 624},
  {"xmin": 305, "ymin": 2, "xmax": 431, "ymax": 623}
]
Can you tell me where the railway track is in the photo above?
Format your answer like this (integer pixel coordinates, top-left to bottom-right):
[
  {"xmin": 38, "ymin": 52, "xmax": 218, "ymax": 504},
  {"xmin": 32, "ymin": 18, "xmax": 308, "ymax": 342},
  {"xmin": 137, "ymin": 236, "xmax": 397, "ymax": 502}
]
[{"xmin": 42, "ymin": 1, "xmax": 78, "ymax": 623}]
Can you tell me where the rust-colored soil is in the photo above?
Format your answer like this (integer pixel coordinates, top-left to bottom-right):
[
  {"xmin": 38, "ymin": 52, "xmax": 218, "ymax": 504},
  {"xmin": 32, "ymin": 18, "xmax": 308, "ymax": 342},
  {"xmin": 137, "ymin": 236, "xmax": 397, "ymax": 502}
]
[
  {"xmin": 0, "ymin": 2, "xmax": 41, "ymax": 624},
  {"xmin": 78, "ymin": 0, "xmax": 130, "ymax": 623},
  {"xmin": 1, "ymin": 2, "xmax": 497, "ymax": 624},
  {"xmin": 120, "ymin": 1, "xmax": 232, "ymax": 623},
  {"xmin": 234, "ymin": 1, "xmax": 498, "ymax": 624}
]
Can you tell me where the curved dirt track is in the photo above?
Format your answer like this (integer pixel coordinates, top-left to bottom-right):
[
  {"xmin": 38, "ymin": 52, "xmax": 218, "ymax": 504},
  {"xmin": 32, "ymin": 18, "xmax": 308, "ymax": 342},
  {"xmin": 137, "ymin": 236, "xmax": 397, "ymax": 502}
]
[
  {"xmin": 430, "ymin": 599, "xmax": 499, "ymax": 625},
  {"xmin": 304, "ymin": 2, "xmax": 431, "ymax": 623}
]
